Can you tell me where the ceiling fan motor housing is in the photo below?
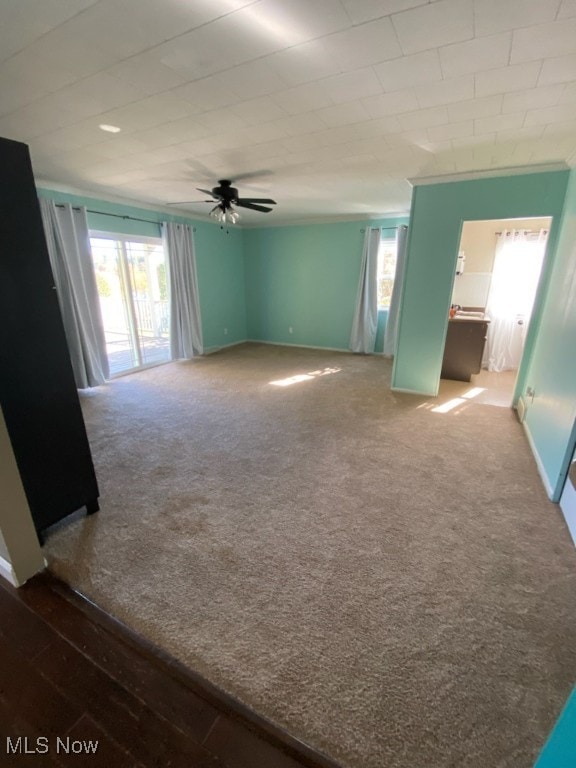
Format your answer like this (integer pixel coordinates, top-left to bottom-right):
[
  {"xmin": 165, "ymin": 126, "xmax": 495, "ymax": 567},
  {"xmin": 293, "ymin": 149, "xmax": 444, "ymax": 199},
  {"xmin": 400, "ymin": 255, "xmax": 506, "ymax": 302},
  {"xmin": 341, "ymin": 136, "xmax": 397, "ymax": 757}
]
[{"xmin": 214, "ymin": 180, "xmax": 238, "ymax": 203}]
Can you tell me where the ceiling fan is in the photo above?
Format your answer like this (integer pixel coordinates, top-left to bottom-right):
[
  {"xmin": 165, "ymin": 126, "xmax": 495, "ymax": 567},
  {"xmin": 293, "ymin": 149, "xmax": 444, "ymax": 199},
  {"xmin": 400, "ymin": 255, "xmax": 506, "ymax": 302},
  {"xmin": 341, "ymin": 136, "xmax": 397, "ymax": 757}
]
[{"xmin": 168, "ymin": 179, "xmax": 277, "ymax": 224}]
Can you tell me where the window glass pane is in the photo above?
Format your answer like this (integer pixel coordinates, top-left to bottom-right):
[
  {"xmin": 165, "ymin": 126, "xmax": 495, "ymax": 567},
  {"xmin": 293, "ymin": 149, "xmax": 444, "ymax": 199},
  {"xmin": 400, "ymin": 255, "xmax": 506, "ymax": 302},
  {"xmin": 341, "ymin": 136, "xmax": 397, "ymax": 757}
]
[
  {"xmin": 125, "ymin": 241, "xmax": 170, "ymax": 368},
  {"xmin": 381, "ymin": 250, "xmax": 396, "ymax": 277},
  {"xmin": 90, "ymin": 233, "xmax": 170, "ymax": 376},
  {"xmin": 378, "ymin": 278, "xmax": 394, "ymax": 309},
  {"xmin": 91, "ymin": 237, "xmax": 138, "ymax": 376},
  {"xmin": 377, "ymin": 237, "xmax": 397, "ymax": 309}
]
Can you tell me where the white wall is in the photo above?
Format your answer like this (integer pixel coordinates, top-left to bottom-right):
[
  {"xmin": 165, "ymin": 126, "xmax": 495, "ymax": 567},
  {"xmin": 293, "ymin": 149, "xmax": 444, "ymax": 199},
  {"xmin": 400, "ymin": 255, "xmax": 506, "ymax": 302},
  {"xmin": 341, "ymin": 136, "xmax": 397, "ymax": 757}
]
[
  {"xmin": 453, "ymin": 217, "xmax": 552, "ymax": 308},
  {"xmin": 0, "ymin": 406, "xmax": 45, "ymax": 586},
  {"xmin": 0, "ymin": 529, "xmax": 8, "ymax": 560}
]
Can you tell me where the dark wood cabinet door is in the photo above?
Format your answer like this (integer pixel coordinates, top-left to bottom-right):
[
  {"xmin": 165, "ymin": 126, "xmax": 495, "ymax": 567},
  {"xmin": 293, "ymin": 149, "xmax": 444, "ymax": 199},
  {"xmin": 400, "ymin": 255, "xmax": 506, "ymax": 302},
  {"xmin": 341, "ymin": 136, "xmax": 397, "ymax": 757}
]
[{"xmin": 441, "ymin": 320, "xmax": 489, "ymax": 382}]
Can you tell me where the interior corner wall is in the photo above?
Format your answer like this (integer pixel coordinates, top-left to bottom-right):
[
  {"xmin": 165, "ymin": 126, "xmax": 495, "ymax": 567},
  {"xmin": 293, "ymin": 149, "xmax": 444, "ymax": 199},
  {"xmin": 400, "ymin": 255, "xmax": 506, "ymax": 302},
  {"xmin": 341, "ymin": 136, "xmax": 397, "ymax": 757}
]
[
  {"xmin": 193, "ymin": 223, "xmax": 246, "ymax": 352},
  {"xmin": 391, "ymin": 170, "xmax": 570, "ymax": 396},
  {"xmin": 243, "ymin": 217, "xmax": 409, "ymax": 351},
  {"xmin": 0, "ymin": 529, "xmax": 9, "ymax": 560},
  {"xmin": 0, "ymin": 406, "xmax": 45, "ymax": 586},
  {"xmin": 36, "ymin": 189, "xmax": 247, "ymax": 353},
  {"xmin": 521, "ymin": 168, "xmax": 576, "ymax": 500}
]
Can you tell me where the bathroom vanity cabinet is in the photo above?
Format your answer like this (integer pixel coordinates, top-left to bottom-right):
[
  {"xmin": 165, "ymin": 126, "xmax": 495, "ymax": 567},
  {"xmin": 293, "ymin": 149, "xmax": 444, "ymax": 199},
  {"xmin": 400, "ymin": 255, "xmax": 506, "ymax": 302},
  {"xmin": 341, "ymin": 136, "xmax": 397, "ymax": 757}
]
[{"xmin": 441, "ymin": 316, "xmax": 490, "ymax": 382}]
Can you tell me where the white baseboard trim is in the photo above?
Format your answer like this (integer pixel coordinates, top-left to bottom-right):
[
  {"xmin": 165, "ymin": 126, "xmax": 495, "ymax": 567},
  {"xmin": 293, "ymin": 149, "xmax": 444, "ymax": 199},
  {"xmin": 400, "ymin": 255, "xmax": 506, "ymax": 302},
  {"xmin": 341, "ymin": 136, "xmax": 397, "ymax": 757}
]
[
  {"xmin": 560, "ymin": 476, "xmax": 576, "ymax": 549},
  {"xmin": 246, "ymin": 338, "xmax": 352, "ymax": 353},
  {"xmin": 0, "ymin": 555, "xmax": 47, "ymax": 588},
  {"xmin": 522, "ymin": 419, "xmax": 555, "ymax": 499},
  {"xmin": 0, "ymin": 555, "xmax": 19, "ymax": 587},
  {"xmin": 391, "ymin": 386, "xmax": 437, "ymax": 396}
]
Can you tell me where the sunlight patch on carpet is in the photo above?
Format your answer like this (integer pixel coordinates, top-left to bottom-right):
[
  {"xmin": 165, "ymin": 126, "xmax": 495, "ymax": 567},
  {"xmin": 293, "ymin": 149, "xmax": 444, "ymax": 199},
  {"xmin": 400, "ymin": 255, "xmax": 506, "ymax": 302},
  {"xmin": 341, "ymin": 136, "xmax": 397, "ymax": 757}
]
[{"xmin": 270, "ymin": 366, "xmax": 341, "ymax": 387}]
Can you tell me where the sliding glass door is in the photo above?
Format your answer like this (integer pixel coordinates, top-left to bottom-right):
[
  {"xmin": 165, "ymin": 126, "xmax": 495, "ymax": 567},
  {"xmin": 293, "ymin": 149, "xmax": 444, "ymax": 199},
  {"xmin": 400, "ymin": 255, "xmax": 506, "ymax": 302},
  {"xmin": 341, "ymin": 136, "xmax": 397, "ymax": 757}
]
[{"xmin": 90, "ymin": 232, "xmax": 170, "ymax": 377}]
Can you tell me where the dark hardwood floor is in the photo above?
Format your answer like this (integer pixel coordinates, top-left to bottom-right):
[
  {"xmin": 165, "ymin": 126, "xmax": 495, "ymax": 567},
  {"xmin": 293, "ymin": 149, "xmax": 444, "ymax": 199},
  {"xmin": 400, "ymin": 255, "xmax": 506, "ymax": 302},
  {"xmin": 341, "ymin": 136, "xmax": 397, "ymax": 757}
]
[{"xmin": 0, "ymin": 572, "xmax": 341, "ymax": 768}]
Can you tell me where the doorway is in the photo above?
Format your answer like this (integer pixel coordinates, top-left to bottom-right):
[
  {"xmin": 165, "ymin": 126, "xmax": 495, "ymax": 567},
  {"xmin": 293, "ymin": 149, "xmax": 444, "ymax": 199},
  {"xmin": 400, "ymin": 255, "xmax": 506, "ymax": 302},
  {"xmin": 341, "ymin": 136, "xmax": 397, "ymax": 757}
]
[
  {"xmin": 89, "ymin": 232, "xmax": 170, "ymax": 377},
  {"xmin": 441, "ymin": 217, "xmax": 551, "ymax": 406}
]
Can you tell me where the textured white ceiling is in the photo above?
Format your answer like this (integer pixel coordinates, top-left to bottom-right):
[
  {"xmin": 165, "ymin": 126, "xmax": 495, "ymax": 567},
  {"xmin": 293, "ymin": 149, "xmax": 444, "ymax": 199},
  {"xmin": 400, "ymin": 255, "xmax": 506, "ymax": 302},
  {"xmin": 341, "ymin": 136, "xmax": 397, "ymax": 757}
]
[{"xmin": 1, "ymin": 0, "xmax": 576, "ymax": 224}]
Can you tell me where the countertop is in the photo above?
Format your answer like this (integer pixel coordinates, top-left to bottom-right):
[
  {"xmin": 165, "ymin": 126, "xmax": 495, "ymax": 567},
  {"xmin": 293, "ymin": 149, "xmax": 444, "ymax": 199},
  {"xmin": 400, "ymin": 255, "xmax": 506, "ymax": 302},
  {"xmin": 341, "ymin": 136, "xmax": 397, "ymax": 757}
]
[{"xmin": 450, "ymin": 312, "xmax": 490, "ymax": 323}]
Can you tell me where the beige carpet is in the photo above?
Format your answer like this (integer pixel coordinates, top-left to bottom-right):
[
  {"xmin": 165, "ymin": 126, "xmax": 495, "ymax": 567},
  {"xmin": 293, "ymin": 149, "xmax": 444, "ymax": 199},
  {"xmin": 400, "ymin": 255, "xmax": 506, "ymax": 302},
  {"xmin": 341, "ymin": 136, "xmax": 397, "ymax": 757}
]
[{"xmin": 45, "ymin": 344, "xmax": 576, "ymax": 768}]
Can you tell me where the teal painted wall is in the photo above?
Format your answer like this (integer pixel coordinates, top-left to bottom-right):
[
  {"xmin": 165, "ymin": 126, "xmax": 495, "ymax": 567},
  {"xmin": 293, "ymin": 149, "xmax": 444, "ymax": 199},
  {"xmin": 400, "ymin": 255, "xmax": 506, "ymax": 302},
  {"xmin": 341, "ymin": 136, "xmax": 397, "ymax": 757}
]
[
  {"xmin": 243, "ymin": 218, "xmax": 408, "ymax": 350},
  {"xmin": 392, "ymin": 171, "xmax": 569, "ymax": 396},
  {"xmin": 521, "ymin": 169, "xmax": 576, "ymax": 499},
  {"xmin": 375, "ymin": 309, "xmax": 389, "ymax": 353},
  {"xmin": 535, "ymin": 687, "xmax": 576, "ymax": 767},
  {"xmin": 193, "ymin": 223, "xmax": 246, "ymax": 351},
  {"xmin": 36, "ymin": 189, "xmax": 407, "ymax": 355},
  {"xmin": 36, "ymin": 188, "xmax": 247, "ymax": 351},
  {"xmin": 35, "ymin": 177, "xmax": 576, "ymax": 500}
]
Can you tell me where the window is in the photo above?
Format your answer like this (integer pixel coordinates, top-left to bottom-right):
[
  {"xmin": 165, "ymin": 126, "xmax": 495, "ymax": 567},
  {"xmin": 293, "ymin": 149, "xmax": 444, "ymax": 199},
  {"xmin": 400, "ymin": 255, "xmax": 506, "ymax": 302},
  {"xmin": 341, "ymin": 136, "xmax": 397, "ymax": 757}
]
[
  {"xmin": 377, "ymin": 236, "xmax": 397, "ymax": 309},
  {"xmin": 89, "ymin": 232, "xmax": 170, "ymax": 377}
]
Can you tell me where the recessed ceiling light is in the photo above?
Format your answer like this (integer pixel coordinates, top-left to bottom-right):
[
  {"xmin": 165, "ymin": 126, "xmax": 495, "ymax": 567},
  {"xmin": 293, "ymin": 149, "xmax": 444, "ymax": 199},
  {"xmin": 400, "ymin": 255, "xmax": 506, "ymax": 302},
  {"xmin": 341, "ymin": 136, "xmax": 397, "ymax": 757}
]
[{"xmin": 99, "ymin": 124, "xmax": 121, "ymax": 133}]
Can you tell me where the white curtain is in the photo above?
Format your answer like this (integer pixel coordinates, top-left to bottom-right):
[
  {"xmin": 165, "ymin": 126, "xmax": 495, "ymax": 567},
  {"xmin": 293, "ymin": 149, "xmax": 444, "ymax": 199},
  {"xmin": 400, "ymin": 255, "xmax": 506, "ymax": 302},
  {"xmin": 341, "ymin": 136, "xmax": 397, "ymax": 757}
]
[
  {"xmin": 483, "ymin": 228, "xmax": 547, "ymax": 372},
  {"xmin": 350, "ymin": 227, "xmax": 381, "ymax": 353},
  {"xmin": 39, "ymin": 199, "xmax": 109, "ymax": 388},
  {"xmin": 383, "ymin": 225, "xmax": 408, "ymax": 357},
  {"xmin": 161, "ymin": 221, "xmax": 203, "ymax": 359}
]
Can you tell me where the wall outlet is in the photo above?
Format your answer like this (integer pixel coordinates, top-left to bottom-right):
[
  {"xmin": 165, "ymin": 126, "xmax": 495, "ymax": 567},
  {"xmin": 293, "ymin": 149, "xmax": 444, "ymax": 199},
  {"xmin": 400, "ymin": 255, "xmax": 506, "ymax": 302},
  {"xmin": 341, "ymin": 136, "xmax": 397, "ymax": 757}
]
[
  {"xmin": 224, "ymin": 327, "xmax": 228, "ymax": 335},
  {"xmin": 288, "ymin": 326, "xmax": 293, "ymax": 334}
]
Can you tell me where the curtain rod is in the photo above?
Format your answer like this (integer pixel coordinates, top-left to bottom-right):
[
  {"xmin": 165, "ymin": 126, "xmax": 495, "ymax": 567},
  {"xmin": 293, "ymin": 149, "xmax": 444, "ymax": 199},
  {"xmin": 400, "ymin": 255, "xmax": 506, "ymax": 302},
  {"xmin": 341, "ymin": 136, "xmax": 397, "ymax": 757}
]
[
  {"xmin": 495, "ymin": 228, "xmax": 548, "ymax": 235},
  {"xmin": 54, "ymin": 203, "xmax": 197, "ymax": 231},
  {"xmin": 360, "ymin": 225, "xmax": 400, "ymax": 233},
  {"xmin": 88, "ymin": 208, "xmax": 160, "ymax": 226},
  {"xmin": 55, "ymin": 203, "xmax": 167, "ymax": 227}
]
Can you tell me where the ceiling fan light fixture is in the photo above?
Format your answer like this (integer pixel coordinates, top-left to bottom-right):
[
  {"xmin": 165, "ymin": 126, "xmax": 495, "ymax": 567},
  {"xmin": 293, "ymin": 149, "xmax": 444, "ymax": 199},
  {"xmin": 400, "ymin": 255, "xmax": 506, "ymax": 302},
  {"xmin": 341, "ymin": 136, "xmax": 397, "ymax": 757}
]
[
  {"xmin": 209, "ymin": 205, "xmax": 225, "ymax": 222},
  {"xmin": 209, "ymin": 203, "xmax": 240, "ymax": 225}
]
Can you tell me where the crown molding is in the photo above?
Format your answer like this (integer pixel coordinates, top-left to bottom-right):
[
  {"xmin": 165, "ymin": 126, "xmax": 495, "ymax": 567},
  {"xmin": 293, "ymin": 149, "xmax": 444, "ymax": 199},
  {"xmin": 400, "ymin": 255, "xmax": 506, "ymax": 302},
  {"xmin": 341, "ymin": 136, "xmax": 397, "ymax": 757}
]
[
  {"xmin": 408, "ymin": 162, "xmax": 569, "ymax": 187},
  {"xmin": 241, "ymin": 211, "xmax": 410, "ymax": 229},
  {"xmin": 35, "ymin": 179, "xmax": 411, "ymax": 229},
  {"xmin": 35, "ymin": 178, "xmax": 216, "ymax": 222}
]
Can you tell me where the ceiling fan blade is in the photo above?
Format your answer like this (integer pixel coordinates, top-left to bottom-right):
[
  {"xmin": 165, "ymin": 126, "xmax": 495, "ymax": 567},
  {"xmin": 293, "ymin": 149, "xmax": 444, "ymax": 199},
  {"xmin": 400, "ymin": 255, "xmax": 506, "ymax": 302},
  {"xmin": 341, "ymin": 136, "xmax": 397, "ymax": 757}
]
[
  {"xmin": 185, "ymin": 159, "xmax": 215, "ymax": 178},
  {"xmin": 166, "ymin": 200, "xmax": 213, "ymax": 206},
  {"xmin": 235, "ymin": 201, "xmax": 273, "ymax": 213},
  {"xmin": 196, "ymin": 187, "xmax": 215, "ymax": 196},
  {"xmin": 237, "ymin": 197, "xmax": 277, "ymax": 205},
  {"xmin": 231, "ymin": 169, "xmax": 273, "ymax": 182}
]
